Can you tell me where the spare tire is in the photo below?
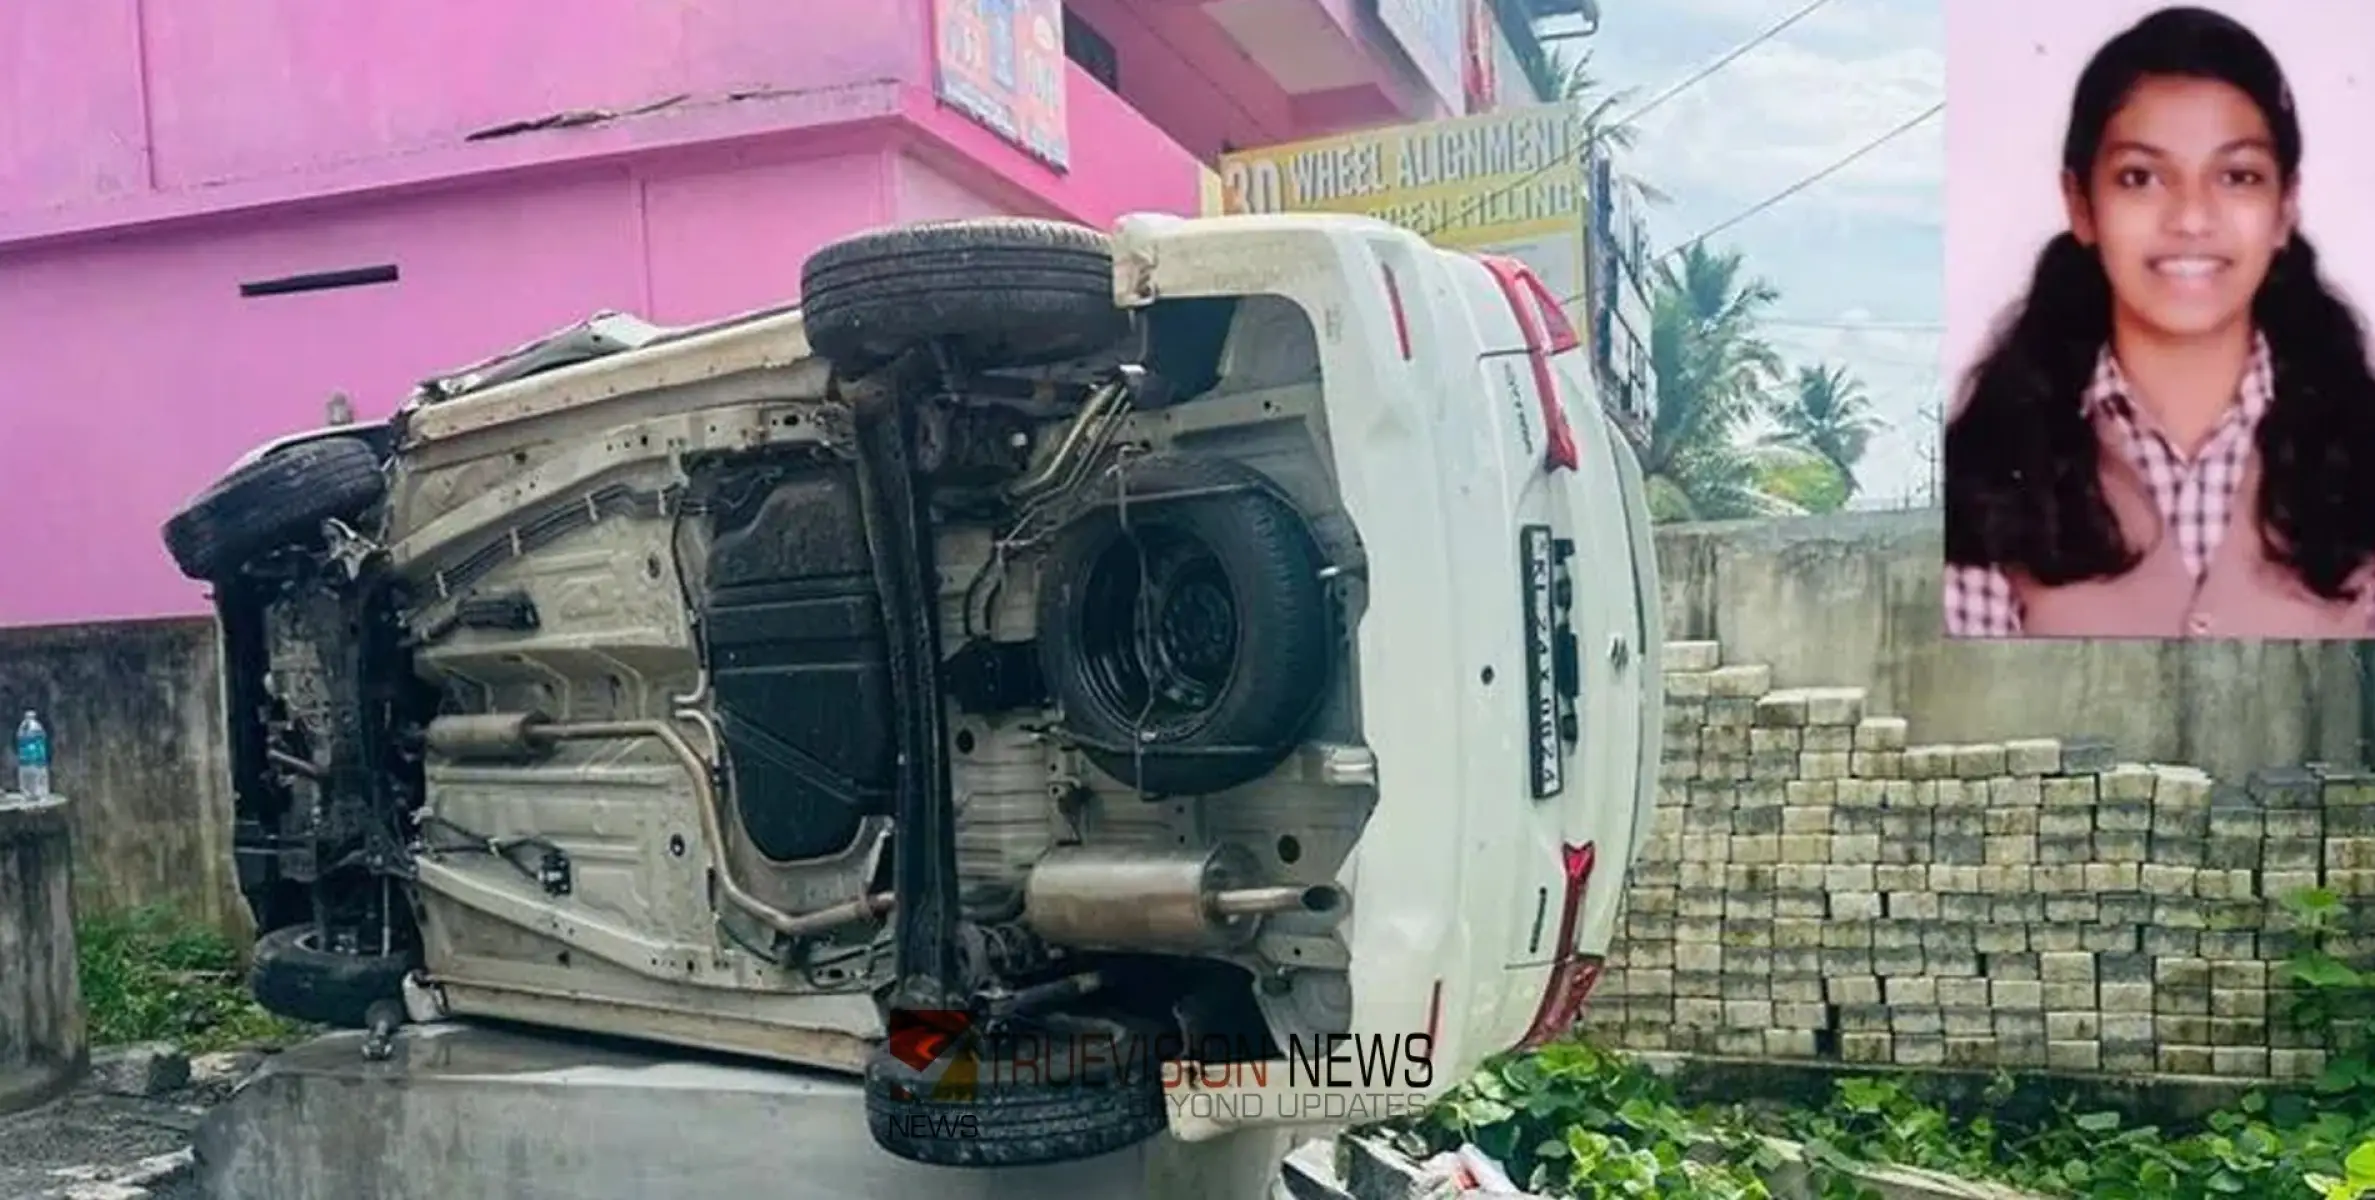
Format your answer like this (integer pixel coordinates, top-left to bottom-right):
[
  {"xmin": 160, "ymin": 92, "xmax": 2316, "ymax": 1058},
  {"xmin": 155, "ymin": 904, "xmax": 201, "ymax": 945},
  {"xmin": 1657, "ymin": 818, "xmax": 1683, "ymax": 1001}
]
[
  {"xmin": 163, "ymin": 436, "xmax": 385, "ymax": 583},
  {"xmin": 1035, "ymin": 455, "xmax": 1334, "ymax": 797},
  {"xmin": 800, "ymin": 218, "xmax": 1129, "ymax": 375},
  {"xmin": 248, "ymin": 923, "xmax": 417, "ymax": 1030}
]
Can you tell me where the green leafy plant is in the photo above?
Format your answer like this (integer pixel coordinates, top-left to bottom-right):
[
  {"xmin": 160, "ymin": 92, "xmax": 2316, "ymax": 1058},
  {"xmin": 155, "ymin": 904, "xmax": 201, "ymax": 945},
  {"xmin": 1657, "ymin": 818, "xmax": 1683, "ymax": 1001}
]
[
  {"xmin": 77, "ymin": 905, "xmax": 310, "ymax": 1053},
  {"xmin": 2304, "ymin": 1138, "xmax": 2375, "ymax": 1199},
  {"xmin": 1382, "ymin": 1040, "xmax": 1780, "ymax": 1197},
  {"xmin": 2279, "ymin": 888, "xmax": 2375, "ymax": 1077}
]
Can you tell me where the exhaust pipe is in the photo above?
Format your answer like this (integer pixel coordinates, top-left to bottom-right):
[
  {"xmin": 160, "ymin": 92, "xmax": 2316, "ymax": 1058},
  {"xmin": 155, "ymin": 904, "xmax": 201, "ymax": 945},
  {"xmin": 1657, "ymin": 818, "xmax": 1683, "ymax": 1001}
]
[
  {"xmin": 1209, "ymin": 884, "xmax": 1343, "ymax": 919},
  {"xmin": 1022, "ymin": 844, "xmax": 1347, "ymax": 955}
]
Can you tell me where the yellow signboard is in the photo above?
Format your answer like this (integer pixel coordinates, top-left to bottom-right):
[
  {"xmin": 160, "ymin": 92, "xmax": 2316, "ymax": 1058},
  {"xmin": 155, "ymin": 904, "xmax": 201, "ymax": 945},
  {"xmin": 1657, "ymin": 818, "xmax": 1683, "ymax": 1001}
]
[{"xmin": 1209, "ymin": 105, "xmax": 1588, "ymax": 249}]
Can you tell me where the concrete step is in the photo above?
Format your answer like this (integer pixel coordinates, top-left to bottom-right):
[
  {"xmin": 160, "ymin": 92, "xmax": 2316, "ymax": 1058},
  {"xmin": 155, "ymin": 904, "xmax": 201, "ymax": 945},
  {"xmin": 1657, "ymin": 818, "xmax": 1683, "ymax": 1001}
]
[
  {"xmin": 1752, "ymin": 687, "xmax": 1868, "ymax": 729},
  {"xmin": 1663, "ymin": 641, "xmax": 1721, "ymax": 673}
]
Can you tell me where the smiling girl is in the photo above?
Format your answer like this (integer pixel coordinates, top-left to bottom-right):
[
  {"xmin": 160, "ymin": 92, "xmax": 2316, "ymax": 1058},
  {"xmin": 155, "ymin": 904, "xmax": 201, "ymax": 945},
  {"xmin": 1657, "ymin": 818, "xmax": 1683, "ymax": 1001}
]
[{"xmin": 1942, "ymin": 5, "xmax": 2375, "ymax": 639}]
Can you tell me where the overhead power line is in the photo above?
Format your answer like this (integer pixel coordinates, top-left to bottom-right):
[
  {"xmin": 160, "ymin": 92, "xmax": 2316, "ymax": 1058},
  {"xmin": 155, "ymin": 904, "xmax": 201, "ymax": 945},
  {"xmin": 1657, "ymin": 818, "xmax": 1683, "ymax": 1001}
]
[
  {"xmin": 1560, "ymin": 100, "xmax": 1944, "ymax": 311},
  {"xmin": 1653, "ymin": 102, "xmax": 1944, "ymax": 267},
  {"xmin": 1419, "ymin": 0, "xmax": 1842, "ymax": 238},
  {"xmin": 1763, "ymin": 317, "xmax": 1945, "ymax": 332}
]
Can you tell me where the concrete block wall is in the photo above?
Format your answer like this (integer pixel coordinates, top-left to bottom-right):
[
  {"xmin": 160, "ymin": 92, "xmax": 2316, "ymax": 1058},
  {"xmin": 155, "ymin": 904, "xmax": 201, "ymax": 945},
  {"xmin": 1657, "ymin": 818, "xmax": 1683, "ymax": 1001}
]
[{"xmin": 1583, "ymin": 639, "xmax": 2375, "ymax": 1081}]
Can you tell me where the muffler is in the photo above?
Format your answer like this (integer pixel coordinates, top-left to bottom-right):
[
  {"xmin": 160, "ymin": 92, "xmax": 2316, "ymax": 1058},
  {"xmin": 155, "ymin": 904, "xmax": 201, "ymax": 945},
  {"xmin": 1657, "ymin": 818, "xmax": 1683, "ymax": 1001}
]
[{"xmin": 1021, "ymin": 844, "xmax": 1346, "ymax": 955}]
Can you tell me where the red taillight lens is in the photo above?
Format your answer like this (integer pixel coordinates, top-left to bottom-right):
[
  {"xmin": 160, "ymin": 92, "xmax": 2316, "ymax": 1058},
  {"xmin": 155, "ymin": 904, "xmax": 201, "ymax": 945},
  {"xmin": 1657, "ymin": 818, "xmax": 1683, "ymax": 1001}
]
[
  {"xmin": 1518, "ymin": 840, "xmax": 1600, "ymax": 1050},
  {"xmin": 1476, "ymin": 254, "xmax": 1581, "ymax": 473},
  {"xmin": 1518, "ymin": 958, "xmax": 1606, "ymax": 1050},
  {"xmin": 1513, "ymin": 268, "xmax": 1581, "ymax": 356},
  {"xmin": 1562, "ymin": 842, "xmax": 1595, "ymax": 882}
]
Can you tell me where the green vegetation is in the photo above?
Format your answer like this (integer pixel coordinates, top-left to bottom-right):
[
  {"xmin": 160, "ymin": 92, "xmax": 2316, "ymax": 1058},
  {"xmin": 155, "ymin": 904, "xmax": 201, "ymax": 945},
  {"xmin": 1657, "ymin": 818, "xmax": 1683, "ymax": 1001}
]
[
  {"xmin": 1388, "ymin": 1038, "xmax": 1785, "ymax": 1196},
  {"xmin": 1550, "ymin": 62, "xmax": 1884, "ymax": 523},
  {"xmin": 1377, "ymin": 887, "xmax": 2375, "ymax": 1199},
  {"xmin": 76, "ymin": 905, "xmax": 310, "ymax": 1054}
]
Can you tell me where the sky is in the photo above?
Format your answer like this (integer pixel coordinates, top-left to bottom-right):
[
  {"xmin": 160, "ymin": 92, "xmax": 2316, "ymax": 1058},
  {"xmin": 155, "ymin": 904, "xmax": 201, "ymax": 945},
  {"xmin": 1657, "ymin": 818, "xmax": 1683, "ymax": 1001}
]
[{"xmin": 1543, "ymin": 0, "xmax": 1947, "ymax": 507}]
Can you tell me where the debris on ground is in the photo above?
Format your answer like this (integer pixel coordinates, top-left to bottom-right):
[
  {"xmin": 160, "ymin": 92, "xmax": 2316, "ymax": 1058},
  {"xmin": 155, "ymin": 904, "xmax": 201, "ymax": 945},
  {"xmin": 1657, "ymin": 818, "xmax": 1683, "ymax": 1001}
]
[
  {"xmin": 1280, "ymin": 1135, "xmax": 1552, "ymax": 1199},
  {"xmin": 0, "ymin": 1039, "xmax": 267, "ymax": 1200},
  {"xmin": 86, "ymin": 1044, "xmax": 189, "ymax": 1099}
]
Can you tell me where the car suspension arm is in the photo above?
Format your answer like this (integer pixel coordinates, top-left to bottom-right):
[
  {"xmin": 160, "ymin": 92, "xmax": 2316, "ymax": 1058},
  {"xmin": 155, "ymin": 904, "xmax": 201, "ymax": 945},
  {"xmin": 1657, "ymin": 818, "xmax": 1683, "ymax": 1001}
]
[{"xmin": 851, "ymin": 387, "xmax": 965, "ymax": 1007}]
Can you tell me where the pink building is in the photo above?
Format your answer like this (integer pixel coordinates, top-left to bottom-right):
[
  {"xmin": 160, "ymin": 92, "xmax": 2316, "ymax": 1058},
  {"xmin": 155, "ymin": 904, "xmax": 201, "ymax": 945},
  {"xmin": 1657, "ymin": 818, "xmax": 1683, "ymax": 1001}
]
[{"xmin": 0, "ymin": 0, "xmax": 1560, "ymax": 627}]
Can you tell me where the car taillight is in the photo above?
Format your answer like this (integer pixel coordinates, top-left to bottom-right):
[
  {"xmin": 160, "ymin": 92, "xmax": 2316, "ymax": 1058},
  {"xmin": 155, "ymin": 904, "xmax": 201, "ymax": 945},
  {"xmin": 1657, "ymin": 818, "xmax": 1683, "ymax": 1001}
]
[
  {"xmin": 1519, "ymin": 959, "xmax": 1606, "ymax": 1050},
  {"xmin": 1477, "ymin": 255, "xmax": 1580, "ymax": 473},
  {"xmin": 1517, "ymin": 841, "xmax": 1600, "ymax": 1049}
]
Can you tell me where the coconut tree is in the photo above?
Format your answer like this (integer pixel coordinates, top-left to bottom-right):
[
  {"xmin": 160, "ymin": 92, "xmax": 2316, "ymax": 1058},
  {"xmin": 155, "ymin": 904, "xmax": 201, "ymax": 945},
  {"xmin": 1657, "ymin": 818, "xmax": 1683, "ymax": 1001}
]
[
  {"xmin": 1641, "ymin": 242, "xmax": 1788, "ymax": 521},
  {"xmin": 1764, "ymin": 362, "xmax": 1881, "ymax": 503},
  {"xmin": 1558, "ymin": 49, "xmax": 1669, "ymax": 207}
]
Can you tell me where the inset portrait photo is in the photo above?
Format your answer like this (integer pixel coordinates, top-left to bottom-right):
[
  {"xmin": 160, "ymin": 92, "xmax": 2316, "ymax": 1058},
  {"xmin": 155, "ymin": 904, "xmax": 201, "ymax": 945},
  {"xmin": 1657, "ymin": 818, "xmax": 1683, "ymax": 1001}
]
[{"xmin": 1940, "ymin": 2, "xmax": 2375, "ymax": 640}]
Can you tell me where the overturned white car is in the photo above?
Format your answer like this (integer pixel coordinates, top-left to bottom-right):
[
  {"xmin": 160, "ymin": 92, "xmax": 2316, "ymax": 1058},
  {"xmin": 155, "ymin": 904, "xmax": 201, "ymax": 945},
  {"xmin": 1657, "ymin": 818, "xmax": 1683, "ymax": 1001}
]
[{"xmin": 163, "ymin": 213, "xmax": 1662, "ymax": 1167}]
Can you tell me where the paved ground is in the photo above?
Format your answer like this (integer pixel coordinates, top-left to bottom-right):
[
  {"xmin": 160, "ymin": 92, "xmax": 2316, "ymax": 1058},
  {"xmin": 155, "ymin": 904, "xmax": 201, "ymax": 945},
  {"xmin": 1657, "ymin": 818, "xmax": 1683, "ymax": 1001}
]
[{"xmin": 0, "ymin": 1058, "xmax": 247, "ymax": 1200}]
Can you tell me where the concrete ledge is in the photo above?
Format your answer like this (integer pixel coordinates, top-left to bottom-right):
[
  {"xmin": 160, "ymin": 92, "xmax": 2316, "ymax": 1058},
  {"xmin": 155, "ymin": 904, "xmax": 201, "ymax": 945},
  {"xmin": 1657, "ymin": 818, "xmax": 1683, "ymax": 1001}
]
[
  {"xmin": 1635, "ymin": 1052, "xmax": 2257, "ymax": 1133},
  {"xmin": 192, "ymin": 1022, "xmax": 1307, "ymax": 1200},
  {"xmin": 0, "ymin": 1061, "xmax": 86, "ymax": 1121}
]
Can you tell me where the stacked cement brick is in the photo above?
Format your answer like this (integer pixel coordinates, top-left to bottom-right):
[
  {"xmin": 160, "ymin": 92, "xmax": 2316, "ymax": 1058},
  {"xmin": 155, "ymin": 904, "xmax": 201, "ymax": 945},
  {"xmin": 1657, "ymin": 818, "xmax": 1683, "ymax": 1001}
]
[{"xmin": 1584, "ymin": 639, "xmax": 2375, "ymax": 1081}]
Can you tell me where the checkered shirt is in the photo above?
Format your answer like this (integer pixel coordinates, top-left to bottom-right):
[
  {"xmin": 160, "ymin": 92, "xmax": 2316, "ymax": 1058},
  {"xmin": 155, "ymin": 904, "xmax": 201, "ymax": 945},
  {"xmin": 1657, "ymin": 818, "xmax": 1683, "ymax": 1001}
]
[{"xmin": 1943, "ymin": 335, "xmax": 2275, "ymax": 637}]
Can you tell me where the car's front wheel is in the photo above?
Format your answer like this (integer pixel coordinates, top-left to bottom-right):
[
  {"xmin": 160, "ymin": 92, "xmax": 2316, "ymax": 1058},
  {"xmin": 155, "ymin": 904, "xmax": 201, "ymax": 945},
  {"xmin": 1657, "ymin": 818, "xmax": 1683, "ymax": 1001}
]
[{"xmin": 162, "ymin": 435, "xmax": 385, "ymax": 583}]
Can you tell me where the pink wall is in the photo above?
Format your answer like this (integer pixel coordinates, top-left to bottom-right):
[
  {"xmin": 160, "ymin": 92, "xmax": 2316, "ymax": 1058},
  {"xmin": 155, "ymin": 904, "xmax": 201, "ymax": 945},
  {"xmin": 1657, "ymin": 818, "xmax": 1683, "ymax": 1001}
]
[
  {"xmin": 0, "ymin": 67, "xmax": 1205, "ymax": 627},
  {"xmin": 0, "ymin": 0, "xmax": 1425, "ymax": 625},
  {"xmin": 1, "ymin": 168, "xmax": 638, "ymax": 626},
  {"xmin": 1062, "ymin": 0, "xmax": 1297, "ymax": 160},
  {"xmin": 1060, "ymin": 0, "xmax": 1444, "ymax": 161},
  {"xmin": 1943, "ymin": 0, "xmax": 2375, "ymax": 378},
  {"xmin": 900, "ymin": 64, "xmax": 1212, "ymax": 229},
  {"xmin": 1, "ymin": 0, "xmax": 925, "ymax": 215}
]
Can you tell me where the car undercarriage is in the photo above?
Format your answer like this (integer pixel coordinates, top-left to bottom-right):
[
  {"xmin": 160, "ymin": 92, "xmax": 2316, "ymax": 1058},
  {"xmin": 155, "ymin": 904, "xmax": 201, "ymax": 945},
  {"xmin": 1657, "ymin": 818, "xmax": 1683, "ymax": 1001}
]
[{"xmin": 167, "ymin": 218, "xmax": 1389, "ymax": 1167}]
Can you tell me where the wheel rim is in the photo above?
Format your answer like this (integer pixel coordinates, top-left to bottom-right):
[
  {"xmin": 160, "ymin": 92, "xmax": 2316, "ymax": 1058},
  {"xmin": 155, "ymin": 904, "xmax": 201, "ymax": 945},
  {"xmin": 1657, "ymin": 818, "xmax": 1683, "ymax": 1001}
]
[
  {"xmin": 298, "ymin": 926, "xmax": 390, "ymax": 959},
  {"xmin": 1076, "ymin": 527, "xmax": 1241, "ymax": 740}
]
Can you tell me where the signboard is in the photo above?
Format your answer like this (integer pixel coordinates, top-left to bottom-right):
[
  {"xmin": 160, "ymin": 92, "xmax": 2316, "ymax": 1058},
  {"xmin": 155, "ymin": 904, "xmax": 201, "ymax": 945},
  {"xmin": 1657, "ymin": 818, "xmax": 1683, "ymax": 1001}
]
[
  {"xmin": 1584, "ymin": 143, "xmax": 1656, "ymax": 437},
  {"xmin": 1213, "ymin": 105, "xmax": 1590, "ymax": 321},
  {"xmin": 1376, "ymin": 0, "xmax": 1465, "ymax": 112},
  {"xmin": 933, "ymin": 0, "xmax": 1070, "ymax": 169}
]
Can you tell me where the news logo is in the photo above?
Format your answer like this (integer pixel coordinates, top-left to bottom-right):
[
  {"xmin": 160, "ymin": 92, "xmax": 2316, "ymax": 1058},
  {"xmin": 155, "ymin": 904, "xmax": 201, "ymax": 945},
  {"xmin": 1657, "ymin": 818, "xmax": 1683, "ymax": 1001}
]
[{"xmin": 883, "ymin": 1008, "xmax": 983, "ymax": 1103}]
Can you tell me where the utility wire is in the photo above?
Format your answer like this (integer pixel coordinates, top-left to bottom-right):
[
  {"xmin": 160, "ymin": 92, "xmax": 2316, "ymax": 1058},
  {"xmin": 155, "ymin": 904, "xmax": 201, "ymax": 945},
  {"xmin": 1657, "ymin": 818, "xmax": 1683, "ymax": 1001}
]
[
  {"xmin": 1653, "ymin": 102, "xmax": 1943, "ymax": 267},
  {"xmin": 1764, "ymin": 317, "xmax": 1944, "ymax": 332},
  {"xmin": 1563, "ymin": 100, "xmax": 1944, "ymax": 310},
  {"xmin": 1418, "ymin": 0, "xmax": 1841, "ymax": 238}
]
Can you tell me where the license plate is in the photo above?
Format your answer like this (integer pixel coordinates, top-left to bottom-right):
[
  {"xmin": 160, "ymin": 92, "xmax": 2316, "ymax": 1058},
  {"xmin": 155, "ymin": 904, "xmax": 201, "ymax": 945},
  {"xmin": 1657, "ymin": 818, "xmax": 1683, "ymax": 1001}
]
[{"xmin": 1520, "ymin": 523, "xmax": 1563, "ymax": 799}]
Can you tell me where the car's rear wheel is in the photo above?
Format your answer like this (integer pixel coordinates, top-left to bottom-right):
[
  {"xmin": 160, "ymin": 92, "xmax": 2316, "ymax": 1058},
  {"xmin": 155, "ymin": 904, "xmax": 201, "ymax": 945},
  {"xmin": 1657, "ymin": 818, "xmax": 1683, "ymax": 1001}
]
[
  {"xmin": 163, "ymin": 437, "xmax": 385, "ymax": 583},
  {"xmin": 1035, "ymin": 455, "xmax": 1336, "ymax": 797},
  {"xmin": 799, "ymin": 218, "xmax": 1130, "ymax": 376},
  {"xmin": 861, "ymin": 1020, "xmax": 1169, "ymax": 1167},
  {"xmin": 248, "ymin": 923, "xmax": 416, "ymax": 1030}
]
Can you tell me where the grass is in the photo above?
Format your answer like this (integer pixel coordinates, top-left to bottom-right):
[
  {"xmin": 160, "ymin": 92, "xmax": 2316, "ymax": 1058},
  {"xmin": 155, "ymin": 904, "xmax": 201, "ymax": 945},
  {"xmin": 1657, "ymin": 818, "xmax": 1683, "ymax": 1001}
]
[
  {"xmin": 1384, "ymin": 1038, "xmax": 2375, "ymax": 1199},
  {"xmin": 75, "ymin": 905, "xmax": 313, "ymax": 1054}
]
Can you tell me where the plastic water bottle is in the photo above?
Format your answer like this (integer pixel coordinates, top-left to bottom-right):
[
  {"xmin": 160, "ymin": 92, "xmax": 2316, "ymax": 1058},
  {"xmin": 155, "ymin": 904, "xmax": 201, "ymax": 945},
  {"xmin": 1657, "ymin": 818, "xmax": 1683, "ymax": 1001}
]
[{"xmin": 16, "ymin": 710, "xmax": 50, "ymax": 798}]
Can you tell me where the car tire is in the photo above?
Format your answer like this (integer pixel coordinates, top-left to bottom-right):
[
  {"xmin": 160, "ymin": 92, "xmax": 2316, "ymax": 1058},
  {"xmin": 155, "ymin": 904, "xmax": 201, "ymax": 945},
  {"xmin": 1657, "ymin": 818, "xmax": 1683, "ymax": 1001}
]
[
  {"xmin": 248, "ymin": 923, "xmax": 416, "ymax": 1030},
  {"xmin": 799, "ymin": 218, "xmax": 1130, "ymax": 375},
  {"xmin": 162, "ymin": 437, "xmax": 385, "ymax": 583},
  {"xmin": 1035, "ymin": 455, "xmax": 1335, "ymax": 797},
  {"xmin": 861, "ymin": 1031, "xmax": 1168, "ymax": 1168}
]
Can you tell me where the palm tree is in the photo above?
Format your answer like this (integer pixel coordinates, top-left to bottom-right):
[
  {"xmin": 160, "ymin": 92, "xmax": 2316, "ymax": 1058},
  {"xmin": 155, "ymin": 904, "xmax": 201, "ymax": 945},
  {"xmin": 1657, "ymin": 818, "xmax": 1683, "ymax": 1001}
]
[
  {"xmin": 1640, "ymin": 242, "xmax": 1788, "ymax": 521},
  {"xmin": 1764, "ymin": 363, "xmax": 1881, "ymax": 502},
  {"xmin": 1557, "ymin": 50, "xmax": 1669, "ymax": 207}
]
